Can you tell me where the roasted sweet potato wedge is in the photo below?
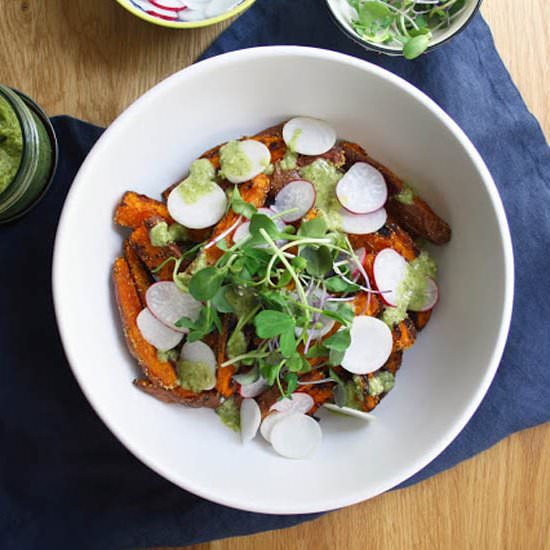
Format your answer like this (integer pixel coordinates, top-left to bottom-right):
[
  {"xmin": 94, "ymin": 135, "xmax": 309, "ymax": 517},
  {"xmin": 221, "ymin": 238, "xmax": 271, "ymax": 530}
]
[
  {"xmin": 114, "ymin": 191, "xmax": 172, "ymax": 229},
  {"xmin": 392, "ymin": 317, "xmax": 417, "ymax": 352},
  {"xmin": 112, "ymin": 257, "xmax": 179, "ymax": 389},
  {"xmin": 215, "ymin": 317, "xmax": 237, "ymax": 398},
  {"xmin": 353, "ymin": 291, "xmax": 383, "ymax": 318},
  {"xmin": 205, "ymin": 172, "xmax": 271, "ymax": 264},
  {"xmin": 123, "ymin": 239, "xmax": 152, "ymax": 305},
  {"xmin": 340, "ymin": 141, "xmax": 451, "ymax": 245},
  {"xmin": 383, "ymin": 351, "xmax": 403, "ymax": 375},
  {"xmin": 129, "ymin": 224, "xmax": 175, "ymax": 281},
  {"xmin": 410, "ymin": 309, "xmax": 433, "ymax": 332},
  {"xmin": 134, "ymin": 379, "xmax": 220, "ymax": 408},
  {"xmin": 349, "ymin": 220, "xmax": 419, "ymax": 261}
]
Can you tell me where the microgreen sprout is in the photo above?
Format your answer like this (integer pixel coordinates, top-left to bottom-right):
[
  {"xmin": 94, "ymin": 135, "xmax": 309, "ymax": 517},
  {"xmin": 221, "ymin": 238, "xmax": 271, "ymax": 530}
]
[{"xmin": 347, "ymin": 0, "xmax": 468, "ymax": 59}]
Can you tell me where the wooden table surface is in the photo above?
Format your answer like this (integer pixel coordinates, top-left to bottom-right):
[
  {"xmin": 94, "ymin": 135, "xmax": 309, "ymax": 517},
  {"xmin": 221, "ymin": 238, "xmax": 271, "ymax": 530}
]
[{"xmin": 1, "ymin": 1, "xmax": 548, "ymax": 548}]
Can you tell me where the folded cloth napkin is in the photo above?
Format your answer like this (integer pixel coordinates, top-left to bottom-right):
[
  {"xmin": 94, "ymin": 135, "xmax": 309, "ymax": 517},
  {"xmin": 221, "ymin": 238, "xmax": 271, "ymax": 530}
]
[{"xmin": 1, "ymin": 1, "xmax": 549, "ymax": 548}]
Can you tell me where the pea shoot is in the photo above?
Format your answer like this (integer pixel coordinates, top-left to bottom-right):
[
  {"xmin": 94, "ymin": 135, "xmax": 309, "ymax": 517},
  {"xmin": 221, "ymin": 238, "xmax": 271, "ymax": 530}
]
[{"xmin": 169, "ymin": 187, "xmax": 377, "ymax": 398}]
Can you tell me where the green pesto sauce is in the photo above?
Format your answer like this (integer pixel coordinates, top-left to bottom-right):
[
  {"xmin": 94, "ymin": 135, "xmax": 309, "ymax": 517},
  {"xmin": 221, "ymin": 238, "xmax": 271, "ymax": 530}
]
[
  {"xmin": 149, "ymin": 221, "xmax": 189, "ymax": 247},
  {"xmin": 382, "ymin": 250, "xmax": 438, "ymax": 326},
  {"xmin": 176, "ymin": 360, "xmax": 215, "ymax": 393},
  {"xmin": 216, "ymin": 397, "xmax": 241, "ymax": 432},
  {"xmin": 344, "ymin": 377, "xmax": 364, "ymax": 410},
  {"xmin": 0, "ymin": 94, "xmax": 23, "ymax": 195},
  {"xmin": 279, "ymin": 150, "xmax": 298, "ymax": 171},
  {"xmin": 368, "ymin": 371, "xmax": 395, "ymax": 396},
  {"xmin": 227, "ymin": 329, "xmax": 247, "ymax": 359},
  {"xmin": 263, "ymin": 163, "xmax": 274, "ymax": 176},
  {"xmin": 219, "ymin": 140, "xmax": 252, "ymax": 181},
  {"xmin": 288, "ymin": 129, "xmax": 302, "ymax": 152},
  {"xmin": 157, "ymin": 349, "xmax": 179, "ymax": 363},
  {"xmin": 177, "ymin": 159, "xmax": 217, "ymax": 204},
  {"xmin": 299, "ymin": 159, "xmax": 343, "ymax": 230},
  {"xmin": 395, "ymin": 184, "xmax": 415, "ymax": 205}
]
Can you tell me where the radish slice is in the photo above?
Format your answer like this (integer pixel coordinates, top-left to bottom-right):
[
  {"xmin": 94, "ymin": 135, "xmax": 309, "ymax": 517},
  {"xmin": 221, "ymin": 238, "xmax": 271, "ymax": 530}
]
[
  {"xmin": 409, "ymin": 278, "xmax": 439, "ymax": 312},
  {"xmin": 167, "ymin": 182, "xmax": 227, "ymax": 229},
  {"xmin": 323, "ymin": 404, "xmax": 376, "ymax": 421},
  {"xmin": 270, "ymin": 393, "xmax": 314, "ymax": 415},
  {"xmin": 282, "ymin": 117, "xmax": 336, "ymax": 156},
  {"xmin": 149, "ymin": 0, "xmax": 186, "ymax": 10},
  {"xmin": 373, "ymin": 248, "xmax": 408, "ymax": 306},
  {"xmin": 240, "ymin": 398, "xmax": 261, "ymax": 443},
  {"xmin": 270, "ymin": 414, "xmax": 322, "ymax": 459},
  {"xmin": 136, "ymin": 308, "xmax": 183, "ymax": 351},
  {"xmin": 240, "ymin": 377, "xmax": 269, "ymax": 398},
  {"xmin": 272, "ymin": 180, "xmax": 316, "ymax": 222},
  {"xmin": 180, "ymin": 341, "xmax": 216, "ymax": 390},
  {"xmin": 340, "ymin": 207, "xmax": 387, "ymax": 235},
  {"xmin": 351, "ymin": 247, "xmax": 366, "ymax": 277},
  {"xmin": 180, "ymin": 340, "xmax": 216, "ymax": 369},
  {"xmin": 341, "ymin": 316, "xmax": 393, "ymax": 375},
  {"xmin": 336, "ymin": 162, "xmax": 387, "ymax": 214},
  {"xmin": 130, "ymin": 0, "xmax": 179, "ymax": 19},
  {"xmin": 146, "ymin": 282, "xmax": 202, "ymax": 333},
  {"xmin": 222, "ymin": 140, "xmax": 271, "ymax": 184},
  {"xmin": 260, "ymin": 412, "xmax": 287, "ymax": 443}
]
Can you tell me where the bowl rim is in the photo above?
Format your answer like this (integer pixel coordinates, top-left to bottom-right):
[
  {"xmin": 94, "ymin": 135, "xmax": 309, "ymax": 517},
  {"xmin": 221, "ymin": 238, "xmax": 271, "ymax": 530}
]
[
  {"xmin": 325, "ymin": 0, "xmax": 484, "ymax": 57},
  {"xmin": 52, "ymin": 45, "xmax": 514, "ymax": 514},
  {"xmin": 114, "ymin": 0, "xmax": 256, "ymax": 29}
]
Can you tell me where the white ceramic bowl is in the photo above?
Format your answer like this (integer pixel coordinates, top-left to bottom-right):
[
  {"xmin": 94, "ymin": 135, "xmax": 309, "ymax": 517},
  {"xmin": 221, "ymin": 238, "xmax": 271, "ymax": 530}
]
[{"xmin": 53, "ymin": 47, "xmax": 513, "ymax": 514}]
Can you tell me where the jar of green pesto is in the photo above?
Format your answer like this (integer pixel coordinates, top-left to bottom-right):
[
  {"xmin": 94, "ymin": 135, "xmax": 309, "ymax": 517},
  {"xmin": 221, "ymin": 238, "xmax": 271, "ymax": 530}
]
[{"xmin": 0, "ymin": 85, "xmax": 58, "ymax": 223}]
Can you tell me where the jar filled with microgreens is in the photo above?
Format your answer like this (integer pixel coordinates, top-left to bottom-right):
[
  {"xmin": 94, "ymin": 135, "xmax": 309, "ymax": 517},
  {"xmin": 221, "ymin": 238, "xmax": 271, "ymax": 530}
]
[
  {"xmin": 0, "ymin": 85, "xmax": 58, "ymax": 223},
  {"xmin": 333, "ymin": 0, "xmax": 482, "ymax": 59}
]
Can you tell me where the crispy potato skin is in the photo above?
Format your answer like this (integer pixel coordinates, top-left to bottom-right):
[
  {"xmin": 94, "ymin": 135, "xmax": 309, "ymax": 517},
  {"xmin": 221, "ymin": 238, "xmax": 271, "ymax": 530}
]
[
  {"xmin": 392, "ymin": 318, "xmax": 417, "ymax": 352},
  {"xmin": 349, "ymin": 221, "xmax": 419, "ymax": 261},
  {"xmin": 205, "ymin": 173, "xmax": 271, "ymax": 264},
  {"xmin": 134, "ymin": 379, "xmax": 220, "ymax": 408},
  {"xmin": 410, "ymin": 310, "xmax": 433, "ymax": 332},
  {"xmin": 340, "ymin": 141, "xmax": 451, "ymax": 245},
  {"xmin": 123, "ymin": 240, "xmax": 152, "ymax": 305},
  {"xmin": 114, "ymin": 191, "xmax": 172, "ymax": 229},
  {"xmin": 112, "ymin": 257, "xmax": 179, "ymax": 389}
]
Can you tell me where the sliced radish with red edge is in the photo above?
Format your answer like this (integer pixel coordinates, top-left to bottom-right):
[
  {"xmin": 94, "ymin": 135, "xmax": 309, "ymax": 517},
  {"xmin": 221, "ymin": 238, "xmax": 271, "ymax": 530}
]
[
  {"xmin": 282, "ymin": 117, "xmax": 336, "ymax": 156},
  {"xmin": 272, "ymin": 180, "xmax": 316, "ymax": 222},
  {"xmin": 373, "ymin": 248, "xmax": 408, "ymax": 306},
  {"xmin": 409, "ymin": 278, "xmax": 439, "ymax": 312},
  {"xmin": 130, "ymin": 0, "xmax": 179, "ymax": 19},
  {"xmin": 180, "ymin": 340, "xmax": 216, "ymax": 390},
  {"xmin": 341, "ymin": 316, "xmax": 393, "ymax": 375},
  {"xmin": 146, "ymin": 281, "xmax": 202, "ymax": 332},
  {"xmin": 340, "ymin": 207, "xmax": 387, "ymax": 235},
  {"xmin": 136, "ymin": 308, "xmax": 183, "ymax": 351},
  {"xmin": 336, "ymin": 162, "xmax": 387, "ymax": 214},
  {"xmin": 149, "ymin": 0, "xmax": 186, "ymax": 11}
]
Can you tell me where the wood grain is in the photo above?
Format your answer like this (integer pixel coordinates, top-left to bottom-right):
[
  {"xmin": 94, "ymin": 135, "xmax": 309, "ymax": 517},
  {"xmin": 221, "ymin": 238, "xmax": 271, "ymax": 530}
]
[{"xmin": 0, "ymin": 0, "xmax": 547, "ymax": 548}]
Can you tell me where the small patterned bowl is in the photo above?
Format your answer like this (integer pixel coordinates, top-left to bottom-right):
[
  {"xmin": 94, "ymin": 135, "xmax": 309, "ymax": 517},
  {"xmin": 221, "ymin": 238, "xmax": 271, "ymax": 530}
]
[{"xmin": 115, "ymin": 0, "xmax": 256, "ymax": 29}]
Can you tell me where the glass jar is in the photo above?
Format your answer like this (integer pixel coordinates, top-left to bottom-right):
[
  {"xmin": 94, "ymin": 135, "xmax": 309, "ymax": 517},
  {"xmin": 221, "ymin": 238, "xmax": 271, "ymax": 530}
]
[{"xmin": 0, "ymin": 85, "xmax": 58, "ymax": 223}]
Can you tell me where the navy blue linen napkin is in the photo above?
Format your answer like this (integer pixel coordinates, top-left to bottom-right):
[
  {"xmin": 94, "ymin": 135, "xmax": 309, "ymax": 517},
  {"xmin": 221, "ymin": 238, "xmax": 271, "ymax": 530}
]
[{"xmin": 1, "ymin": 1, "xmax": 549, "ymax": 548}]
